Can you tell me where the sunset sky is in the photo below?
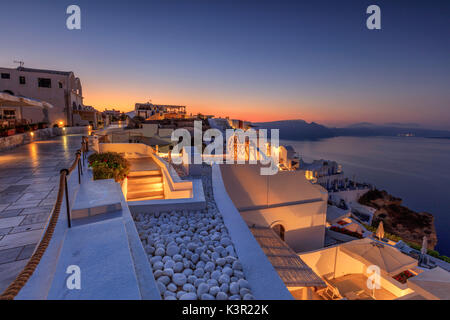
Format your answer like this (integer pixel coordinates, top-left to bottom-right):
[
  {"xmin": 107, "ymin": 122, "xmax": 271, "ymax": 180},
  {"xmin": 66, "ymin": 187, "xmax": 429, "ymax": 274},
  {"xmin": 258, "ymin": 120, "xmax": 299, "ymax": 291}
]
[{"xmin": 1, "ymin": 0, "xmax": 449, "ymax": 129}]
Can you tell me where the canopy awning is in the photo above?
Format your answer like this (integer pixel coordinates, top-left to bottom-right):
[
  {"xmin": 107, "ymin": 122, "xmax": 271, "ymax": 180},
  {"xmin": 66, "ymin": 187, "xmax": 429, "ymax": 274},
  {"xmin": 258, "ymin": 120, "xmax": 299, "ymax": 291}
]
[
  {"xmin": 249, "ymin": 226, "xmax": 326, "ymax": 288},
  {"xmin": 340, "ymin": 238, "xmax": 418, "ymax": 276},
  {"xmin": 0, "ymin": 92, "xmax": 53, "ymax": 109},
  {"xmin": 408, "ymin": 267, "xmax": 450, "ymax": 300}
]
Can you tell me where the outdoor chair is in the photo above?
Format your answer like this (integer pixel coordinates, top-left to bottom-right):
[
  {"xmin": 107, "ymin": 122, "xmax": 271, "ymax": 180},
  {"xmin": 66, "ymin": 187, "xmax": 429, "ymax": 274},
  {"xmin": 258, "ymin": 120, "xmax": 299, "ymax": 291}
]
[{"xmin": 317, "ymin": 278, "xmax": 343, "ymax": 300}]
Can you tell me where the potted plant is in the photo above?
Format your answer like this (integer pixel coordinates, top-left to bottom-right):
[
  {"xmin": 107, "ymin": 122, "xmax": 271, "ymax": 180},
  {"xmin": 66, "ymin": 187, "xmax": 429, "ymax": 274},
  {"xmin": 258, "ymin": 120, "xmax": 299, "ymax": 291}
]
[
  {"xmin": 88, "ymin": 152, "xmax": 130, "ymax": 183},
  {"xmin": 392, "ymin": 270, "xmax": 415, "ymax": 285}
]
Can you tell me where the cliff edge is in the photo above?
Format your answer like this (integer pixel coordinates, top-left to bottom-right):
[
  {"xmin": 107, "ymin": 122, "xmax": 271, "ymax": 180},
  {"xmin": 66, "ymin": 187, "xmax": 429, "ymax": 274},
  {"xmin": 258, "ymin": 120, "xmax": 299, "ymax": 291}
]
[{"xmin": 358, "ymin": 189, "xmax": 437, "ymax": 249}]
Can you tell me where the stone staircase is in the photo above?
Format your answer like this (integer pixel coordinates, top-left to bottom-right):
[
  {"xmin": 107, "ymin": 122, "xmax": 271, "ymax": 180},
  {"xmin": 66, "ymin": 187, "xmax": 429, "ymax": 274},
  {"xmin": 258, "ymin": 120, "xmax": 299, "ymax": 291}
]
[
  {"xmin": 127, "ymin": 169, "xmax": 165, "ymax": 201},
  {"xmin": 17, "ymin": 169, "xmax": 161, "ymax": 300}
]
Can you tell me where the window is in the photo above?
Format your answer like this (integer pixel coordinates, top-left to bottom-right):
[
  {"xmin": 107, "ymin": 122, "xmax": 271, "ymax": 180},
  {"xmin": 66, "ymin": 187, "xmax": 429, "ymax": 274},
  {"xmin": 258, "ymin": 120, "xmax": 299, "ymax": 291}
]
[
  {"xmin": 19, "ymin": 76, "xmax": 26, "ymax": 84},
  {"xmin": 58, "ymin": 81, "xmax": 63, "ymax": 88},
  {"xmin": 1, "ymin": 73, "xmax": 10, "ymax": 79},
  {"xmin": 2, "ymin": 109, "xmax": 16, "ymax": 120},
  {"xmin": 38, "ymin": 78, "xmax": 51, "ymax": 88}
]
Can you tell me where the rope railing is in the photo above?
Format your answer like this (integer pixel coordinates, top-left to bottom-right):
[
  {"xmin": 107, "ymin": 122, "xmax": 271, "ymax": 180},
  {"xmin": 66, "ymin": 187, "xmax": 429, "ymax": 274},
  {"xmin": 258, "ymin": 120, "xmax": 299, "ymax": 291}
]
[{"xmin": 0, "ymin": 136, "xmax": 89, "ymax": 300}]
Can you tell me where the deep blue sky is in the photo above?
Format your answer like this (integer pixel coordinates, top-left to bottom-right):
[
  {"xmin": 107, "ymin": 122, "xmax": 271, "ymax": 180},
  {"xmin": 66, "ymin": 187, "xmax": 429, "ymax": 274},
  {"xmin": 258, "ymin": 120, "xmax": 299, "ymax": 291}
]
[{"xmin": 1, "ymin": 0, "xmax": 449, "ymax": 128}]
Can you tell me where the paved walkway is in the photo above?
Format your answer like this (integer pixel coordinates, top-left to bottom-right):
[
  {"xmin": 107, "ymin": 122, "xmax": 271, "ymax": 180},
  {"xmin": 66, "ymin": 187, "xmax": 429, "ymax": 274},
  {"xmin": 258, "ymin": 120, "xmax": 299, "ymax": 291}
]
[{"xmin": 0, "ymin": 134, "xmax": 83, "ymax": 292}]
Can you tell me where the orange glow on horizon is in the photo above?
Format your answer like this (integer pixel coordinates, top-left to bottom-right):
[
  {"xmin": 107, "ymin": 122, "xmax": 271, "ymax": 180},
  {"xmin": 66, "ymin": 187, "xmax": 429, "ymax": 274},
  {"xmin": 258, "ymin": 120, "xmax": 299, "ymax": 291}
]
[{"xmin": 81, "ymin": 82, "xmax": 425, "ymax": 126}]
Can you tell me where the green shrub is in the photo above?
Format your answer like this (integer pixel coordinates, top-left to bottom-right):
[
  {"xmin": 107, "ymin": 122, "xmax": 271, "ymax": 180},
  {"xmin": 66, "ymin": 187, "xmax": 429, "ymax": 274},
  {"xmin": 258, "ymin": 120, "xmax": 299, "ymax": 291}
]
[{"xmin": 88, "ymin": 152, "xmax": 130, "ymax": 182}]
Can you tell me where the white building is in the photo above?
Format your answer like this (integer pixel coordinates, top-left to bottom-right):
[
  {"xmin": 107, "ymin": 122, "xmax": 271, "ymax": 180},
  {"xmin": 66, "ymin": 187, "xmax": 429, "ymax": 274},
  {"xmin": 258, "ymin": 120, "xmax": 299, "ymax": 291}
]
[
  {"xmin": 220, "ymin": 163, "xmax": 328, "ymax": 253},
  {"xmin": 135, "ymin": 102, "xmax": 186, "ymax": 120},
  {"xmin": 300, "ymin": 159, "xmax": 345, "ymax": 190},
  {"xmin": 0, "ymin": 66, "xmax": 84, "ymax": 126}
]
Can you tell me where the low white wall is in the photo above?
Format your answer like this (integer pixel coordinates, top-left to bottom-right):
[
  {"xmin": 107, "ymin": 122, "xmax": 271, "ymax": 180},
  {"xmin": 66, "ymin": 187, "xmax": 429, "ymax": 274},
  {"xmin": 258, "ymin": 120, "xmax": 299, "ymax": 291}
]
[{"xmin": 0, "ymin": 126, "xmax": 88, "ymax": 152}]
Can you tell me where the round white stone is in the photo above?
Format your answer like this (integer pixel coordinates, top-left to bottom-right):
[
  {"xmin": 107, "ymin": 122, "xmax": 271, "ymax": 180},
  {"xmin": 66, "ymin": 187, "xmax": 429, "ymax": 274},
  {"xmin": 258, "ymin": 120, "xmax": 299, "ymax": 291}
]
[
  {"xmin": 166, "ymin": 245, "xmax": 180, "ymax": 256},
  {"xmin": 167, "ymin": 283, "xmax": 177, "ymax": 292},
  {"xmin": 232, "ymin": 260, "xmax": 243, "ymax": 270},
  {"xmin": 201, "ymin": 293, "xmax": 215, "ymax": 300},
  {"xmin": 194, "ymin": 268, "xmax": 205, "ymax": 278},
  {"xmin": 219, "ymin": 274, "xmax": 230, "ymax": 284},
  {"xmin": 216, "ymin": 258, "xmax": 226, "ymax": 266},
  {"xmin": 223, "ymin": 266, "xmax": 233, "ymax": 276},
  {"xmin": 155, "ymin": 247, "xmax": 165, "ymax": 256},
  {"xmin": 163, "ymin": 268, "xmax": 174, "ymax": 277},
  {"xmin": 180, "ymin": 292, "xmax": 197, "ymax": 300},
  {"xmin": 183, "ymin": 283, "xmax": 196, "ymax": 292},
  {"xmin": 216, "ymin": 292, "xmax": 228, "ymax": 300},
  {"xmin": 238, "ymin": 279, "xmax": 250, "ymax": 289},
  {"xmin": 173, "ymin": 273, "xmax": 187, "ymax": 286},
  {"xmin": 204, "ymin": 261, "xmax": 215, "ymax": 272},
  {"xmin": 197, "ymin": 282, "xmax": 210, "ymax": 296},
  {"xmin": 209, "ymin": 286, "xmax": 220, "ymax": 296},
  {"xmin": 157, "ymin": 281, "xmax": 166, "ymax": 294},
  {"xmin": 229, "ymin": 282, "xmax": 239, "ymax": 295}
]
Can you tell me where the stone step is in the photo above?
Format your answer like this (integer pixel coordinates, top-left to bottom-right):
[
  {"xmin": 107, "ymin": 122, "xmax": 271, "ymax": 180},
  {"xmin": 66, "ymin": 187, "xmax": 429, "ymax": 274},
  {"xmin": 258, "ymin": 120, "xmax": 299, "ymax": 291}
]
[
  {"xmin": 128, "ymin": 170, "xmax": 161, "ymax": 177},
  {"xmin": 127, "ymin": 189, "xmax": 164, "ymax": 200},
  {"xmin": 128, "ymin": 194, "xmax": 165, "ymax": 201},
  {"xmin": 127, "ymin": 175, "xmax": 163, "ymax": 184},
  {"xmin": 127, "ymin": 182, "xmax": 163, "ymax": 193}
]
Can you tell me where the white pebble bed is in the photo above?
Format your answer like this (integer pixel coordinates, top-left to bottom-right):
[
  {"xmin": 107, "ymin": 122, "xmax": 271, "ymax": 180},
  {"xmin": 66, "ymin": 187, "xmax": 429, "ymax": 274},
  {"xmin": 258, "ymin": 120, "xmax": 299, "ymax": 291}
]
[{"xmin": 134, "ymin": 168, "xmax": 254, "ymax": 300}]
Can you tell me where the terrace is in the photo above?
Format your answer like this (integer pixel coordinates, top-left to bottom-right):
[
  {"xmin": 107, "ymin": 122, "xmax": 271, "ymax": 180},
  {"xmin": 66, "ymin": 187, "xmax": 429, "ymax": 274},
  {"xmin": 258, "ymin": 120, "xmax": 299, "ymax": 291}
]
[
  {"xmin": 0, "ymin": 129, "xmax": 293, "ymax": 300},
  {"xmin": 299, "ymin": 238, "xmax": 420, "ymax": 300}
]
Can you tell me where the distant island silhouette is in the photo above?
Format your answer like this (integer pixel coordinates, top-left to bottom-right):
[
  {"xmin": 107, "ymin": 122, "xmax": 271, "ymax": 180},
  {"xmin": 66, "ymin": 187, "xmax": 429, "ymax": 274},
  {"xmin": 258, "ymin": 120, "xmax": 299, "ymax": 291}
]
[{"xmin": 254, "ymin": 120, "xmax": 450, "ymax": 141}]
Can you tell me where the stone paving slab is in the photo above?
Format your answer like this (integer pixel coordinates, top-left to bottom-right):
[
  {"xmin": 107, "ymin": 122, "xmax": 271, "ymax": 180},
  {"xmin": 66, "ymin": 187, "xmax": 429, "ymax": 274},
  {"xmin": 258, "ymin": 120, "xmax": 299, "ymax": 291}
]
[
  {"xmin": 0, "ymin": 229, "xmax": 44, "ymax": 251},
  {"xmin": 0, "ymin": 247, "xmax": 23, "ymax": 264},
  {"xmin": 17, "ymin": 192, "xmax": 51, "ymax": 202},
  {"xmin": 20, "ymin": 206, "xmax": 53, "ymax": 215},
  {"xmin": 0, "ymin": 134, "xmax": 83, "ymax": 292},
  {"xmin": 0, "ymin": 228, "xmax": 12, "ymax": 236},
  {"xmin": 0, "ymin": 209, "xmax": 21, "ymax": 218},
  {"xmin": 0, "ymin": 260, "xmax": 28, "ymax": 292},
  {"xmin": 20, "ymin": 212, "xmax": 50, "ymax": 226},
  {"xmin": 10, "ymin": 222, "xmax": 46, "ymax": 234},
  {"xmin": 0, "ymin": 216, "xmax": 25, "ymax": 229}
]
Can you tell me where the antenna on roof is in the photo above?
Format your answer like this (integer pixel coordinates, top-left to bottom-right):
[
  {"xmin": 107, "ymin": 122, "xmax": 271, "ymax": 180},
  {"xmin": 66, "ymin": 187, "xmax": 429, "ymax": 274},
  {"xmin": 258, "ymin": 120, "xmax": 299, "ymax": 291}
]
[{"xmin": 14, "ymin": 60, "xmax": 24, "ymax": 68}]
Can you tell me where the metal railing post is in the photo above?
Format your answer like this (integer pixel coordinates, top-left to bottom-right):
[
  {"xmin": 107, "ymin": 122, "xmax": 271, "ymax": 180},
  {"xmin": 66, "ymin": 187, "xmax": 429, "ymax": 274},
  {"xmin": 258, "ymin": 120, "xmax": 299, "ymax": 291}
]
[
  {"xmin": 60, "ymin": 169, "xmax": 71, "ymax": 228},
  {"xmin": 76, "ymin": 150, "xmax": 82, "ymax": 184}
]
